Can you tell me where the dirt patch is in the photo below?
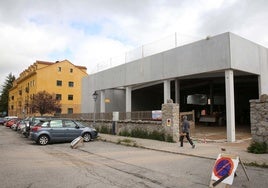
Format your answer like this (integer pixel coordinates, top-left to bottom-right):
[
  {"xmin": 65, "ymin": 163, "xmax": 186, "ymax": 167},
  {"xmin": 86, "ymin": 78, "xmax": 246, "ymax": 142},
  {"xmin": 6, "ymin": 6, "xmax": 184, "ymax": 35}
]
[{"xmin": 191, "ymin": 124, "xmax": 251, "ymax": 141}]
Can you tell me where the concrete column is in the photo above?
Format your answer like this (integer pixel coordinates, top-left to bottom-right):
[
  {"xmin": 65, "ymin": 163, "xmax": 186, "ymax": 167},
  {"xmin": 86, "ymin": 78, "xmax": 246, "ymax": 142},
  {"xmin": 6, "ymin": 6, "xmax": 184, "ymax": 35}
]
[
  {"xmin": 175, "ymin": 79, "xmax": 180, "ymax": 104},
  {"xmin": 100, "ymin": 90, "xmax": 105, "ymax": 113},
  {"xmin": 164, "ymin": 80, "xmax": 171, "ymax": 103},
  {"xmin": 258, "ymin": 75, "xmax": 261, "ymax": 97},
  {"xmin": 225, "ymin": 70, "xmax": 235, "ymax": 142},
  {"xmin": 126, "ymin": 87, "xmax": 132, "ymax": 119}
]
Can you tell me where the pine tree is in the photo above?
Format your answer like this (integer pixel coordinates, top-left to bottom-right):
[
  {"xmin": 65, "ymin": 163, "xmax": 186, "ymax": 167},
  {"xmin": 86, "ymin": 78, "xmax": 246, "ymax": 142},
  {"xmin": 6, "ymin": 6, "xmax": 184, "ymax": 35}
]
[{"xmin": 0, "ymin": 73, "xmax": 15, "ymax": 116}]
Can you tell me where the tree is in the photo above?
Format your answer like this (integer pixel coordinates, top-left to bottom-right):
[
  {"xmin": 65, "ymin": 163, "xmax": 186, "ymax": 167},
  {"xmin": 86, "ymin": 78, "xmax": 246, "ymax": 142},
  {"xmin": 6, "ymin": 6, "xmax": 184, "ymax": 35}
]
[
  {"xmin": 30, "ymin": 91, "xmax": 61, "ymax": 116},
  {"xmin": 0, "ymin": 73, "xmax": 16, "ymax": 116}
]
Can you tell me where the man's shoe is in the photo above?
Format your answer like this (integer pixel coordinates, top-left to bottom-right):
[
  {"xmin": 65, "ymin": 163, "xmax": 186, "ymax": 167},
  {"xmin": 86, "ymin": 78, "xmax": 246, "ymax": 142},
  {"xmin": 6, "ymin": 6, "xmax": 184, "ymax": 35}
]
[{"xmin": 192, "ymin": 144, "xmax": 195, "ymax": 149}]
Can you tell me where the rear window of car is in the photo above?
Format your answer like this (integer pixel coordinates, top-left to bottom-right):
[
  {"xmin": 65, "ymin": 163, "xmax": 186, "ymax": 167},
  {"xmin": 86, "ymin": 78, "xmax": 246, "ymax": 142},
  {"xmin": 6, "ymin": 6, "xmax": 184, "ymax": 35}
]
[{"xmin": 40, "ymin": 121, "xmax": 49, "ymax": 127}]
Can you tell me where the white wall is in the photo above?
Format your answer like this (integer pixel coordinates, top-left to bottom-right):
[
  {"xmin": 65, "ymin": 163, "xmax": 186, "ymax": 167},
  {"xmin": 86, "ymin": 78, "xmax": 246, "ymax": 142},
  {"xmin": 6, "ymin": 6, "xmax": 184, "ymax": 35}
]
[{"xmin": 82, "ymin": 32, "xmax": 268, "ymax": 113}]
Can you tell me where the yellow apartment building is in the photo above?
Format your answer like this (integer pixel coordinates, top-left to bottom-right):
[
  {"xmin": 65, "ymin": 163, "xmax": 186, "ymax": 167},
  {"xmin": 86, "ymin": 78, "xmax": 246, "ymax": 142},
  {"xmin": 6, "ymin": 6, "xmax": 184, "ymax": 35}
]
[{"xmin": 8, "ymin": 60, "xmax": 88, "ymax": 117}]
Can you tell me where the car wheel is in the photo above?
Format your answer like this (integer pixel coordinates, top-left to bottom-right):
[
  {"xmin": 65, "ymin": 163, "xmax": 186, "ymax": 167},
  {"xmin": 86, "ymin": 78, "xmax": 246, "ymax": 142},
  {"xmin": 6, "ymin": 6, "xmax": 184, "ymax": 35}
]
[
  {"xmin": 83, "ymin": 133, "xmax": 92, "ymax": 142},
  {"xmin": 38, "ymin": 135, "xmax": 49, "ymax": 145}
]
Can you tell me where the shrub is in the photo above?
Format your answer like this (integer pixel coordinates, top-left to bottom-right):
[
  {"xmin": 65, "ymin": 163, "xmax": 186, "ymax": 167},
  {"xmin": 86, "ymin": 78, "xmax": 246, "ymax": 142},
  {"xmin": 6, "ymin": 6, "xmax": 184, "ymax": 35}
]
[
  {"xmin": 247, "ymin": 141, "xmax": 267, "ymax": 154},
  {"xmin": 119, "ymin": 129, "xmax": 131, "ymax": 137},
  {"xmin": 119, "ymin": 128, "xmax": 173, "ymax": 142},
  {"xmin": 99, "ymin": 126, "xmax": 110, "ymax": 134},
  {"xmin": 131, "ymin": 128, "xmax": 148, "ymax": 138},
  {"xmin": 148, "ymin": 130, "xmax": 165, "ymax": 141},
  {"xmin": 166, "ymin": 134, "xmax": 174, "ymax": 143}
]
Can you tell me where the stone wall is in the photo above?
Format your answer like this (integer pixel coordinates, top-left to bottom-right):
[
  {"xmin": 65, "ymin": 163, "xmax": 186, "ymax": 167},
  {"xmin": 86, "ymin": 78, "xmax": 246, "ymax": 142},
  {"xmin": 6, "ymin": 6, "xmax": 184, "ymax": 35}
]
[
  {"xmin": 161, "ymin": 100, "xmax": 180, "ymax": 142},
  {"xmin": 80, "ymin": 100, "xmax": 195, "ymax": 143},
  {"xmin": 250, "ymin": 94, "xmax": 268, "ymax": 145}
]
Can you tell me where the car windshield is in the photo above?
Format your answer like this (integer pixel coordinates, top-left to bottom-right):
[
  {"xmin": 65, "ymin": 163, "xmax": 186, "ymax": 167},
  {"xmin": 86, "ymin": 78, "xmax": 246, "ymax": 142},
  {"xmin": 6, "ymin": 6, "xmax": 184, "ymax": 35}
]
[{"xmin": 75, "ymin": 121, "xmax": 86, "ymax": 128}]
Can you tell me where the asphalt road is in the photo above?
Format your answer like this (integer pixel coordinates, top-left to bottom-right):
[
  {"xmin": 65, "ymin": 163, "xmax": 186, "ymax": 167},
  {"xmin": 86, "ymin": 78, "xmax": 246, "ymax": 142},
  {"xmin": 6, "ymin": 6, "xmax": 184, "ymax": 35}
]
[{"xmin": 0, "ymin": 126, "xmax": 267, "ymax": 188}]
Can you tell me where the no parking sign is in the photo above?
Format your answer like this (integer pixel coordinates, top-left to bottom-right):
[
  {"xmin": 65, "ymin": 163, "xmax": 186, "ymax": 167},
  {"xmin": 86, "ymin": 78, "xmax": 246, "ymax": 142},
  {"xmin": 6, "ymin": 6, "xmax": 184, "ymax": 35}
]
[{"xmin": 211, "ymin": 154, "xmax": 239, "ymax": 185}]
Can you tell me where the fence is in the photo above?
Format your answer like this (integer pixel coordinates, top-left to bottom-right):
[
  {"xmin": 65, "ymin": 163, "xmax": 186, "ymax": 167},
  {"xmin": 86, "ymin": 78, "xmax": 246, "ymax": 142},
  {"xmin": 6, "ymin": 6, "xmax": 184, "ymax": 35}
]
[
  {"xmin": 57, "ymin": 110, "xmax": 194, "ymax": 122},
  {"xmin": 58, "ymin": 111, "xmax": 154, "ymax": 121}
]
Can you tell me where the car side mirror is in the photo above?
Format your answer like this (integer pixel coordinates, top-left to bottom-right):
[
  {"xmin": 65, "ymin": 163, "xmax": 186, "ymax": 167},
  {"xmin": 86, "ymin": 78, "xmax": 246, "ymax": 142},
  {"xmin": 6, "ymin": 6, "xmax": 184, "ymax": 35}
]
[{"xmin": 75, "ymin": 125, "xmax": 79, "ymax": 129}]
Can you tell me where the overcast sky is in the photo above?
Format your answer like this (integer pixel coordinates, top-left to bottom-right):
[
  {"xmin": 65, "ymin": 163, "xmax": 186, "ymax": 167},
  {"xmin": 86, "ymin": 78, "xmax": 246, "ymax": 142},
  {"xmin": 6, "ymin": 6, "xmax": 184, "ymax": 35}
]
[{"xmin": 1, "ymin": 0, "xmax": 268, "ymax": 89}]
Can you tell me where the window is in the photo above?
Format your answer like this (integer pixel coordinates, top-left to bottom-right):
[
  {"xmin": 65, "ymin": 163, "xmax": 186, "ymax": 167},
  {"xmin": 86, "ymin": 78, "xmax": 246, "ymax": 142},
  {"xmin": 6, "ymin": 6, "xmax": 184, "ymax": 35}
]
[
  {"xmin": 49, "ymin": 120, "xmax": 63, "ymax": 128},
  {"xmin": 58, "ymin": 67, "xmax": 61, "ymax": 72},
  {"xmin": 56, "ymin": 80, "xmax": 62, "ymax": 86},
  {"xmin": 11, "ymin": 96, "xmax": 14, "ymax": 100},
  {"xmin": 56, "ymin": 94, "xmax": 62, "ymax": 100},
  {"xmin": 68, "ymin": 81, "xmax": 74, "ymax": 87},
  {"xmin": 67, "ymin": 108, "xmax": 73, "ymax": 114},
  {"xmin": 70, "ymin": 68, "xmax": 73, "ymax": 73},
  {"xmin": 41, "ymin": 121, "xmax": 49, "ymax": 128},
  {"xmin": 68, "ymin": 95, "xmax": 73, "ymax": 100},
  {"xmin": 55, "ymin": 108, "xmax": 62, "ymax": 114},
  {"xmin": 11, "ymin": 105, "xmax": 13, "ymax": 110},
  {"xmin": 64, "ymin": 120, "xmax": 76, "ymax": 128}
]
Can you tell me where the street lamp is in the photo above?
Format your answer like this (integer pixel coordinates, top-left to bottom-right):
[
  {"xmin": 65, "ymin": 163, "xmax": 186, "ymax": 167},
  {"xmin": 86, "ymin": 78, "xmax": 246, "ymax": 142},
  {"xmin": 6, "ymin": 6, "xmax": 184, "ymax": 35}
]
[{"xmin": 92, "ymin": 91, "xmax": 98, "ymax": 126}]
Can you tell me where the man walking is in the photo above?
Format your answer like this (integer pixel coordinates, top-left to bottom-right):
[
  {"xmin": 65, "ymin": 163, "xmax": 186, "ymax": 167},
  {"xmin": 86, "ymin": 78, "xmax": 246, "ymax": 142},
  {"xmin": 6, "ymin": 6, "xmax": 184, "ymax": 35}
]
[{"xmin": 180, "ymin": 115, "xmax": 195, "ymax": 148}]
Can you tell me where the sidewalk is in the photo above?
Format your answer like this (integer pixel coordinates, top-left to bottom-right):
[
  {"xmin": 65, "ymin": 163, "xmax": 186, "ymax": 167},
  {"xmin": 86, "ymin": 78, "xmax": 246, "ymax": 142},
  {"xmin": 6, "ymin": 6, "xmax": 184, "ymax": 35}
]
[{"xmin": 98, "ymin": 133, "xmax": 268, "ymax": 166}]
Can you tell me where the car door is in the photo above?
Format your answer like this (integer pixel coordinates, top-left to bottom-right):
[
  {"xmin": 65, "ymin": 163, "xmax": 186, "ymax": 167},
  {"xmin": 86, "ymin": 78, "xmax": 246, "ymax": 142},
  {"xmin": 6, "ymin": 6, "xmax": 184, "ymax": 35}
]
[
  {"xmin": 64, "ymin": 120, "xmax": 82, "ymax": 141},
  {"xmin": 48, "ymin": 120, "xmax": 66, "ymax": 142}
]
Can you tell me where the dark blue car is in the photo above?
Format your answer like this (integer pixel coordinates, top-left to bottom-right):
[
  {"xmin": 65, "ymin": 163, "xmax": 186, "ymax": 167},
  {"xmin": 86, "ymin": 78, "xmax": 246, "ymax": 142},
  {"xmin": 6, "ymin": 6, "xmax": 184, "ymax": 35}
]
[{"xmin": 30, "ymin": 119, "xmax": 98, "ymax": 145}]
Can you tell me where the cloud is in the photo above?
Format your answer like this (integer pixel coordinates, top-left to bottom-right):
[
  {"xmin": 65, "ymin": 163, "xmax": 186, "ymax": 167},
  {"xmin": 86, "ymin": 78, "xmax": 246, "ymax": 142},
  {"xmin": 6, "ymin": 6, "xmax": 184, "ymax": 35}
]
[
  {"xmin": 0, "ymin": 0, "xmax": 268, "ymax": 88},
  {"xmin": 197, "ymin": 0, "xmax": 268, "ymax": 44}
]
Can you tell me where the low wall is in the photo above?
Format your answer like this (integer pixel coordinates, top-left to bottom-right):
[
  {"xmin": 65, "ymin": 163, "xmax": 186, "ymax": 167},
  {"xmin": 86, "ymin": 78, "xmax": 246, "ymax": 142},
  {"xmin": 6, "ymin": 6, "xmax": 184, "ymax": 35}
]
[
  {"xmin": 92, "ymin": 120, "xmax": 164, "ymax": 135},
  {"xmin": 73, "ymin": 101, "xmax": 195, "ymax": 142},
  {"xmin": 82, "ymin": 118, "xmax": 194, "ymax": 143},
  {"xmin": 250, "ymin": 94, "xmax": 268, "ymax": 145}
]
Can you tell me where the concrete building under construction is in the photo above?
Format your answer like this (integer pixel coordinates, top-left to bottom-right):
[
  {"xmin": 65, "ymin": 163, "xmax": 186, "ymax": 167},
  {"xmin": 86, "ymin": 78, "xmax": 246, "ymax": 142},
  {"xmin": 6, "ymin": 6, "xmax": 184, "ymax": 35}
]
[{"xmin": 81, "ymin": 32, "xmax": 268, "ymax": 142}]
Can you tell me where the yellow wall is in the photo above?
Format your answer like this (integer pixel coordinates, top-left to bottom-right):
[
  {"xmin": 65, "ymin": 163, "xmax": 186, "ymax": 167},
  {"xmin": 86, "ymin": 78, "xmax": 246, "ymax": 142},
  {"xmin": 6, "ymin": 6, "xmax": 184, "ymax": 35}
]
[{"xmin": 8, "ymin": 60, "xmax": 88, "ymax": 117}]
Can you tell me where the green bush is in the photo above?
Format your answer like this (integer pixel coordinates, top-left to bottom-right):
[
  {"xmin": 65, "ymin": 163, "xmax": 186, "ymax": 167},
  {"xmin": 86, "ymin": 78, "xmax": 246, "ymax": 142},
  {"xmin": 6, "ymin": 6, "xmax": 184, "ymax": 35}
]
[
  {"xmin": 99, "ymin": 126, "xmax": 110, "ymax": 134},
  {"xmin": 148, "ymin": 130, "xmax": 165, "ymax": 141},
  {"xmin": 131, "ymin": 129, "xmax": 148, "ymax": 138},
  {"xmin": 247, "ymin": 141, "xmax": 267, "ymax": 154},
  {"xmin": 166, "ymin": 134, "xmax": 174, "ymax": 143},
  {"xmin": 119, "ymin": 129, "xmax": 131, "ymax": 137},
  {"xmin": 119, "ymin": 128, "xmax": 173, "ymax": 142}
]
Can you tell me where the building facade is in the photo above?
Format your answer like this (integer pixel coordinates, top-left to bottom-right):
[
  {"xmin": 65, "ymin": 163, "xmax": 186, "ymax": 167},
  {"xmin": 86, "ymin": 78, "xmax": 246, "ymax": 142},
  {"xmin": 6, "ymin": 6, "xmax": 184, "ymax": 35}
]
[
  {"xmin": 81, "ymin": 32, "xmax": 268, "ymax": 142},
  {"xmin": 8, "ymin": 60, "xmax": 88, "ymax": 117}
]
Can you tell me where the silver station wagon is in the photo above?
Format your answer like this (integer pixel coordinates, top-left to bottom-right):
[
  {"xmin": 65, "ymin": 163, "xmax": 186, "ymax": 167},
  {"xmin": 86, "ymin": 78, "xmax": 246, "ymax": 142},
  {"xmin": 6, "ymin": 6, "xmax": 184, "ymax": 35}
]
[{"xmin": 30, "ymin": 119, "xmax": 98, "ymax": 145}]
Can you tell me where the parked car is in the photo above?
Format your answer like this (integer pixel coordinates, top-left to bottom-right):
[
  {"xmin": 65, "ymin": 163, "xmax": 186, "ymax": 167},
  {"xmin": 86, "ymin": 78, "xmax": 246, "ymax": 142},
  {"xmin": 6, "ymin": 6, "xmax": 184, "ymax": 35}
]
[
  {"xmin": 30, "ymin": 119, "xmax": 98, "ymax": 145},
  {"xmin": 21, "ymin": 116, "xmax": 49, "ymax": 137},
  {"xmin": 17, "ymin": 120, "xmax": 30, "ymax": 135},
  {"xmin": 1, "ymin": 116, "xmax": 18, "ymax": 126},
  {"xmin": 5, "ymin": 118, "xmax": 20, "ymax": 128},
  {"xmin": 17, "ymin": 121, "xmax": 27, "ymax": 133},
  {"xmin": 0, "ymin": 118, "xmax": 6, "ymax": 125}
]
